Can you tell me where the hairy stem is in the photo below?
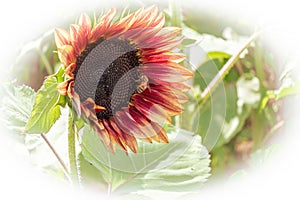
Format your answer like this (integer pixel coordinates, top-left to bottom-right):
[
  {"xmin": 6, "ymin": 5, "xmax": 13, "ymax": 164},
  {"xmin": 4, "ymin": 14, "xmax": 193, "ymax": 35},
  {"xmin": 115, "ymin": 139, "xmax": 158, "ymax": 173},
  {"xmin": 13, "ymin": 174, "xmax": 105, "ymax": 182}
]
[
  {"xmin": 41, "ymin": 134, "xmax": 70, "ymax": 179},
  {"xmin": 68, "ymin": 109, "xmax": 79, "ymax": 185}
]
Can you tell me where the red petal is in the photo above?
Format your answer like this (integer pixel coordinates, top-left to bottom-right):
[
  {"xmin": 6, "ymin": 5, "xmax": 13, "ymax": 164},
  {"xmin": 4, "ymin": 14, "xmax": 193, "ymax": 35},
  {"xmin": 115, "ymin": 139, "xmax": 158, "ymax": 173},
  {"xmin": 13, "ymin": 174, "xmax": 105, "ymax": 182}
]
[
  {"xmin": 115, "ymin": 110, "xmax": 152, "ymax": 143},
  {"xmin": 54, "ymin": 28, "xmax": 70, "ymax": 48},
  {"xmin": 111, "ymin": 116, "xmax": 138, "ymax": 153},
  {"xmin": 140, "ymin": 62, "xmax": 193, "ymax": 82},
  {"xmin": 140, "ymin": 27, "xmax": 181, "ymax": 46},
  {"xmin": 103, "ymin": 119, "xmax": 128, "ymax": 152},
  {"xmin": 91, "ymin": 120, "xmax": 110, "ymax": 147},
  {"xmin": 149, "ymin": 84, "xmax": 189, "ymax": 103},
  {"xmin": 96, "ymin": 120, "xmax": 115, "ymax": 153},
  {"xmin": 128, "ymin": 107, "xmax": 161, "ymax": 139},
  {"xmin": 151, "ymin": 122, "xmax": 168, "ymax": 143},
  {"xmin": 69, "ymin": 24, "xmax": 88, "ymax": 55},
  {"xmin": 141, "ymin": 53, "xmax": 185, "ymax": 64},
  {"xmin": 151, "ymin": 79, "xmax": 191, "ymax": 91},
  {"xmin": 109, "ymin": 118, "xmax": 135, "ymax": 153},
  {"xmin": 140, "ymin": 36, "xmax": 183, "ymax": 56},
  {"xmin": 98, "ymin": 8, "xmax": 116, "ymax": 27},
  {"xmin": 139, "ymin": 88, "xmax": 183, "ymax": 115},
  {"xmin": 78, "ymin": 13, "xmax": 92, "ymax": 36},
  {"xmin": 64, "ymin": 63, "xmax": 76, "ymax": 78},
  {"xmin": 57, "ymin": 45, "xmax": 76, "ymax": 66},
  {"xmin": 131, "ymin": 94, "xmax": 171, "ymax": 124},
  {"xmin": 106, "ymin": 12, "xmax": 136, "ymax": 39},
  {"xmin": 90, "ymin": 8, "xmax": 116, "ymax": 42}
]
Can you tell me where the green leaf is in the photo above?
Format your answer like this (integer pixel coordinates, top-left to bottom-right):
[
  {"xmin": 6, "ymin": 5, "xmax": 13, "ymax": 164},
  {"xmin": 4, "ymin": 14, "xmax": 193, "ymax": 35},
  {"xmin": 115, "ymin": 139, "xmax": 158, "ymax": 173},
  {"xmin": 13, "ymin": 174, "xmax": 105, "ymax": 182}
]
[
  {"xmin": 78, "ymin": 152, "xmax": 106, "ymax": 188},
  {"xmin": 260, "ymin": 77, "xmax": 300, "ymax": 110},
  {"xmin": 141, "ymin": 135, "xmax": 210, "ymax": 191},
  {"xmin": 276, "ymin": 79, "xmax": 300, "ymax": 100},
  {"xmin": 207, "ymin": 51, "xmax": 231, "ymax": 60},
  {"xmin": 25, "ymin": 67, "xmax": 65, "ymax": 134},
  {"xmin": 81, "ymin": 125, "xmax": 211, "ymax": 192},
  {"xmin": 0, "ymin": 83, "xmax": 35, "ymax": 131}
]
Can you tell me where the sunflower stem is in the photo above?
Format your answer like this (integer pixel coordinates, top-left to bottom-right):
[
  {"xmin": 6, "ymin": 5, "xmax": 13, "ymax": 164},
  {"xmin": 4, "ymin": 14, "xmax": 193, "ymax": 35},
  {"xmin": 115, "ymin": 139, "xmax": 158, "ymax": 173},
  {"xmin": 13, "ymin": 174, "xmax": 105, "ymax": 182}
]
[
  {"xmin": 196, "ymin": 32, "xmax": 260, "ymax": 108},
  {"xmin": 68, "ymin": 108, "xmax": 80, "ymax": 186}
]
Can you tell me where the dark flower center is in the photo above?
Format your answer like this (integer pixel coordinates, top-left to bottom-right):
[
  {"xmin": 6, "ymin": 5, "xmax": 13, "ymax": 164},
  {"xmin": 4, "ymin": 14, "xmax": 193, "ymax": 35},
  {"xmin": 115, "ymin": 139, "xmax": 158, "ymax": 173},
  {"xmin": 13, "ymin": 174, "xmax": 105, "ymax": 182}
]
[{"xmin": 73, "ymin": 38, "xmax": 142, "ymax": 120}]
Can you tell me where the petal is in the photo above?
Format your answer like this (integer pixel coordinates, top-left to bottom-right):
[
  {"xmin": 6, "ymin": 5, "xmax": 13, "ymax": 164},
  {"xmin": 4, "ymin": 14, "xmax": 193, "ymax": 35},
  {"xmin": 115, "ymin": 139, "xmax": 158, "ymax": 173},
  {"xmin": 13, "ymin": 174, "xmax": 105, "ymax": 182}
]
[
  {"xmin": 149, "ymin": 84, "xmax": 189, "ymax": 103},
  {"xmin": 109, "ymin": 118, "xmax": 137, "ymax": 153},
  {"xmin": 54, "ymin": 28, "xmax": 70, "ymax": 48},
  {"xmin": 140, "ymin": 36, "xmax": 184, "ymax": 56},
  {"xmin": 81, "ymin": 98, "xmax": 105, "ymax": 117},
  {"xmin": 64, "ymin": 63, "xmax": 77, "ymax": 78},
  {"xmin": 91, "ymin": 120, "xmax": 110, "ymax": 147},
  {"xmin": 101, "ymin": 120, "xmax": 117, "ymax": 153},
  {"xmin": 103, "ymin": 119, "xmax": 127, "ymax": 152},
  {"xmin": 139, "ymin": 87, "xmax": 183, "ymax": 115},
  {"xmin": 115, "ymin": 110, "xmax": 152, "ymax": 143},
  {"xmin": 111, "ymin": 116, "xmax": 138, "ymax": 153},
  {"xmin": 57, "ymin": 45, "xmax": 76, "ymax": 66},
  {"xmin": 151, "ymin": 79, "xmax": 191, "ymax": 91},
  {"xmin": 69, "ymin": 24, "xmax": 88, "ymax": 56},
  {"xmin": 57, "ymin": 80, "xmax": 70, "ymax": 96},
  {"xmin": 131, "ymin": 94, "xmax": 171, "ymax": 124},
  {"xmin": 140, "ymin": 62, "xmax": 193, "ymax": 82},
  {"xmin": 98, "ymin": 8, "xmax": 117, "ymax": 27},
  {"xmin": 128, "ymin": 107, "xmax": 161, "ymax": 139},
  {"xmin": 144, "ymin": 36, "xmax": 184, "ymax": 50},
  {"xmin": 78, "ymin": 13, "xmax": 92, "ymax": 35},
  {"xmin": 126, "ymin": 8, "xmax": 165, "ymax": 42},
  {"xmin": 141, "ymin": 52, "xmax": 186, "ymax": 64},
  {"xmin": 69, "ymin": 24, "xmax": 80, "ymax": 44},
  {"xmin": 90, "ymin": 8, "xmax": 116, "ymax": 42},
  {"xmin": 140, "ymin": 27, "xmax": 182, "ymax": 46},
  {"xmin": 151, "ymin": 122, "xmax": 168, "ymax": 143}
]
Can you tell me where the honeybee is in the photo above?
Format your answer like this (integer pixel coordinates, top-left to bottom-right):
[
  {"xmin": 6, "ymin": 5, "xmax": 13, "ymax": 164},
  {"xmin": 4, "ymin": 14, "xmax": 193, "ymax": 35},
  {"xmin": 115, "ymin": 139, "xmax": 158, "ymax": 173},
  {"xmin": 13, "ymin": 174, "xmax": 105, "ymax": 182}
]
[{"xmin": 136, "ymin": 75, "xmax": 149, "ymax": 93}]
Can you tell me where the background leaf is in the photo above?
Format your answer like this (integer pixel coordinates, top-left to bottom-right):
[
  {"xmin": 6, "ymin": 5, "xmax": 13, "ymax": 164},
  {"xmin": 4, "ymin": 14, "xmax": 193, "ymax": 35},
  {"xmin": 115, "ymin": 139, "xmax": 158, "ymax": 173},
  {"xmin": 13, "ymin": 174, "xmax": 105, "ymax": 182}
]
[
  {"xmin": 25, "ymin": 67, "xmax": 65, "ymax": 134},
  {"xmin": 0, "ymin": 82, "xmax": 68, "ymax": 177},
  {"xmin": 0, "ymin": 84, "xmax": 35, "ymax": 132},
  {"xmin": 81, "ymin": 125, "xmax": 211, "ymax": 192},
  {"xmin": 182, "ymin": 24, "xmax": 249, "ymax": 56},
  {"xmin": 10, "ymin": 30, "xmax": 59, "ymax": 91}
]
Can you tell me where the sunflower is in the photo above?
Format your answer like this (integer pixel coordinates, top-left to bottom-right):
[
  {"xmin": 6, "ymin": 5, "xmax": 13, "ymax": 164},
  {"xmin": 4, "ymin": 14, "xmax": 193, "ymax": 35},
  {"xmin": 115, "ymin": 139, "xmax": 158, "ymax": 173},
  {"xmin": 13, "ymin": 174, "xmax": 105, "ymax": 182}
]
[{"xmin": 54, "ymin": 6, "xmax": 193, "ymax": 153}]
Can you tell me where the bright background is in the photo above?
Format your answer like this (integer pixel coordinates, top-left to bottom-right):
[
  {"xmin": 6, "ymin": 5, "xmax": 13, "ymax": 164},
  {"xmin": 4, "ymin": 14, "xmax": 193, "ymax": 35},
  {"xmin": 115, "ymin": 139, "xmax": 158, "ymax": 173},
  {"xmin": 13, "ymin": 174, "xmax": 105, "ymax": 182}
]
[{"xmin": 0, "ymin": 0, "xmax": 299, "ymax": 199}]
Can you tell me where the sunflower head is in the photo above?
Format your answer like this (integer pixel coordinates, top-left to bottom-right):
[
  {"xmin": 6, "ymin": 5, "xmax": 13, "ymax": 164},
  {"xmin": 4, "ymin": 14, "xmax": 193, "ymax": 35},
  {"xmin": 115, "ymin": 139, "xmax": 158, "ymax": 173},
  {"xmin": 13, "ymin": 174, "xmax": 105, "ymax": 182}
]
[{"xmin": 54, "ymin": 6, "xmax": 193, "ymax": 153}]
